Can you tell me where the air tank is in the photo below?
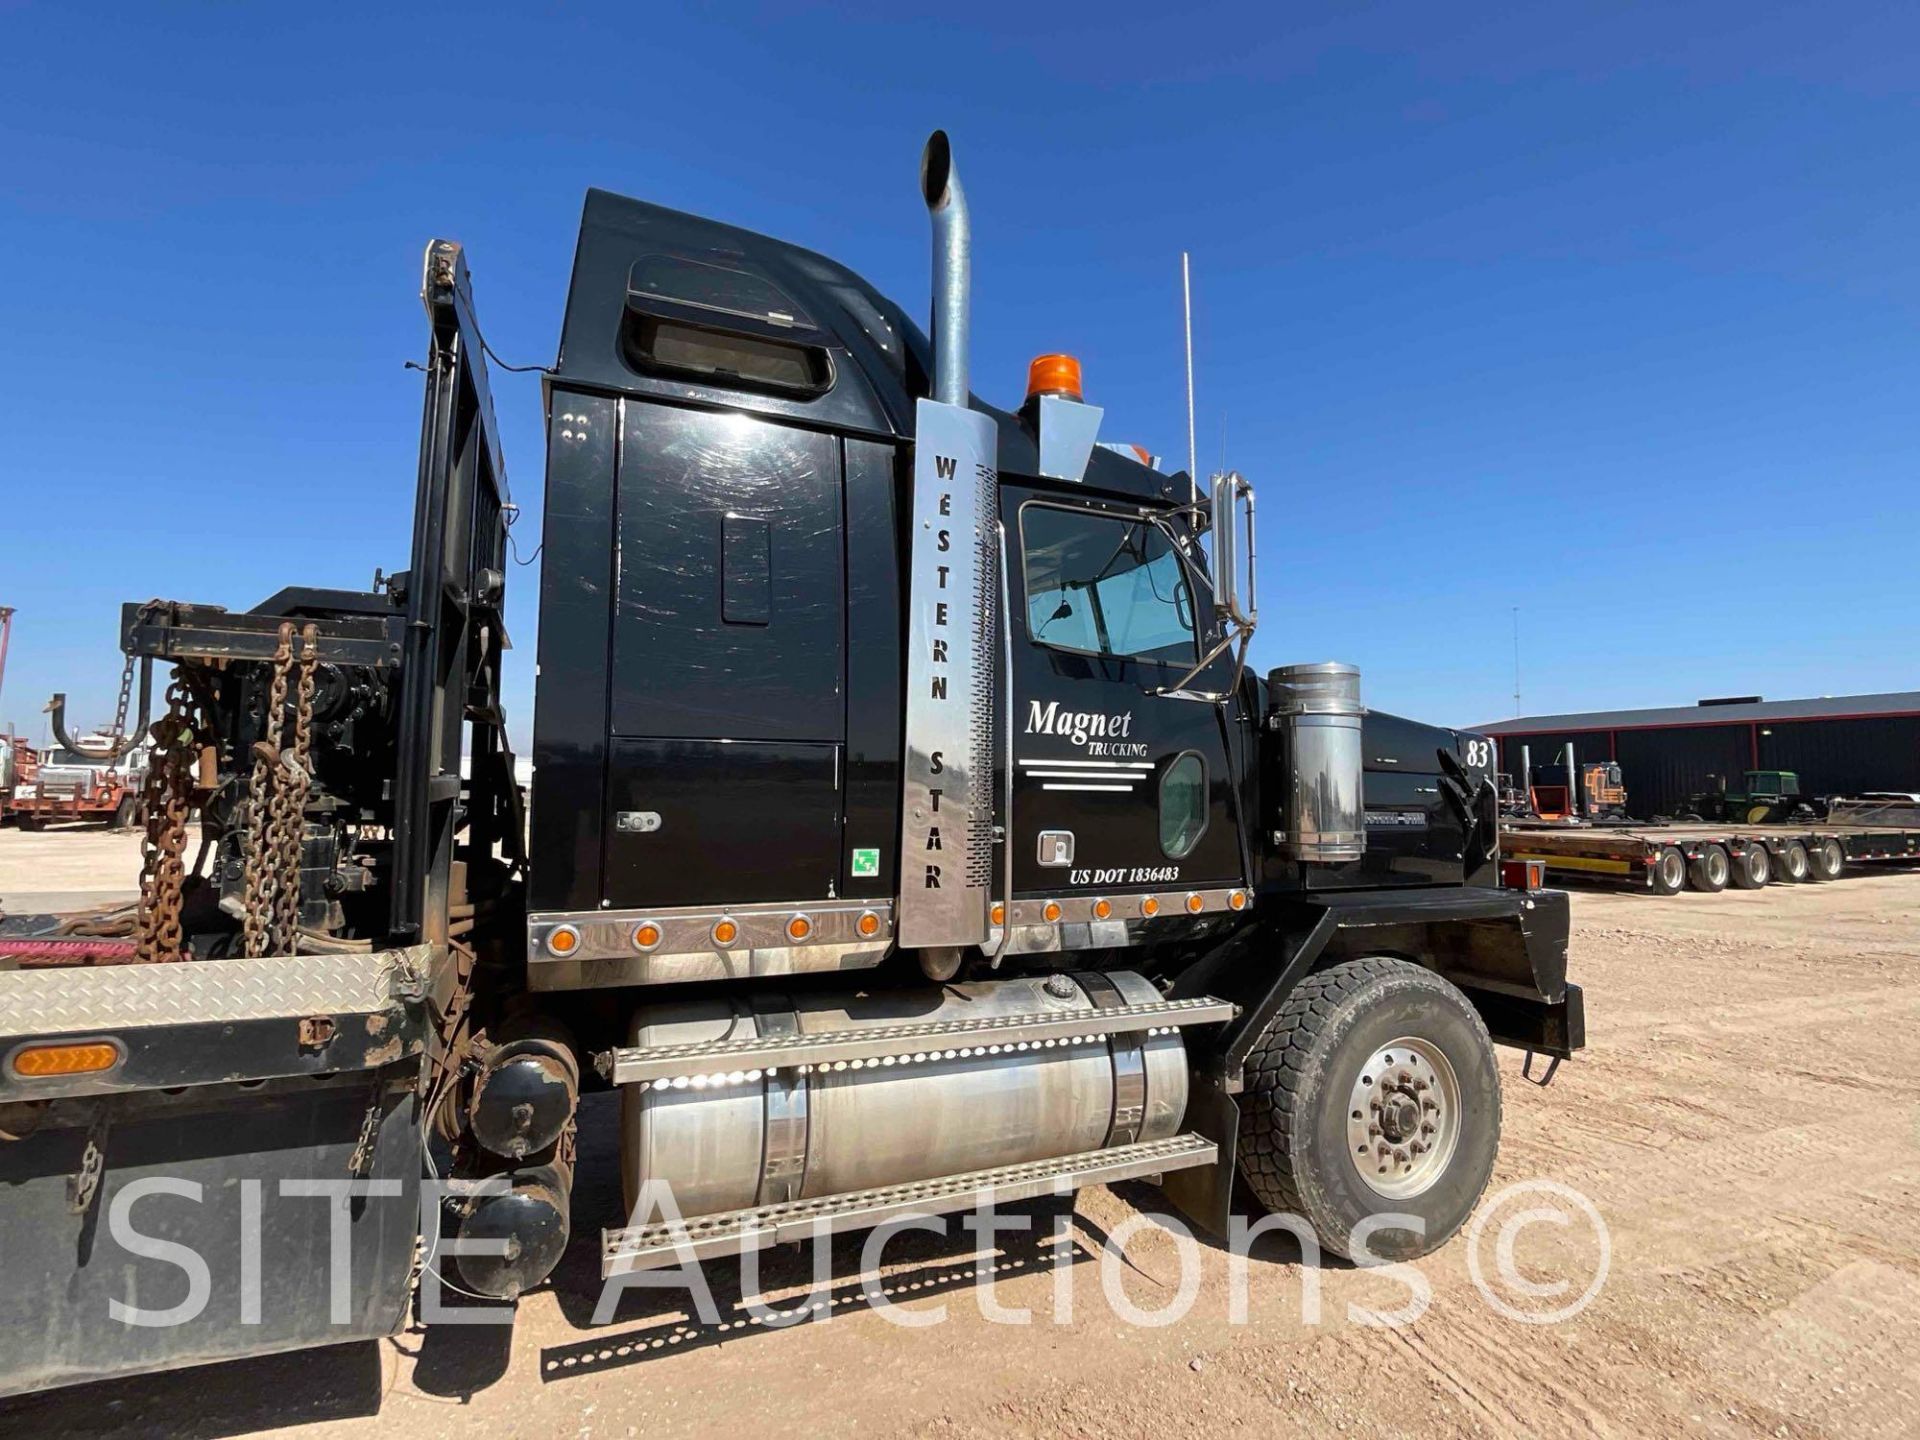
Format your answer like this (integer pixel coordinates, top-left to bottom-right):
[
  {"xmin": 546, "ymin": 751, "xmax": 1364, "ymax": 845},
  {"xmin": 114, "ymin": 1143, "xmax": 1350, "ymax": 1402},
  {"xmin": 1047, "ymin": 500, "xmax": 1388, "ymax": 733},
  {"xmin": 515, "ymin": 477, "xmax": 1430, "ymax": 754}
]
[
  {"xmin": 1268, "ymin": 661, "xmax": 1366, "ymax": 863},
  {"xmin": 620, "ymin": 972, "xmax": 1189, "ymax": 1219}
]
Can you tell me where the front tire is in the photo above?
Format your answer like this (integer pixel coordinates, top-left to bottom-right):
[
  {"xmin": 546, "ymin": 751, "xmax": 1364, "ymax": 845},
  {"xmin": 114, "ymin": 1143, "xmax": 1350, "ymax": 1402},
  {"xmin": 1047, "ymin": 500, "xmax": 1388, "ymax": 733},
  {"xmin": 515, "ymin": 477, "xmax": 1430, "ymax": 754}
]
[{"xmin": 1237, "ymin": 958, "xmax": 1501, "ymax": 1261}]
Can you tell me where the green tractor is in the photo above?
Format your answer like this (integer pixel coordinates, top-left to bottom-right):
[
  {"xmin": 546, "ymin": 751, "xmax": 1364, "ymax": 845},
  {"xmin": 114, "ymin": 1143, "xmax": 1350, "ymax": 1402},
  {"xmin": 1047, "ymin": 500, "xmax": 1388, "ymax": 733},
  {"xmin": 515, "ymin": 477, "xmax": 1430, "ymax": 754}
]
[{"xmin": 1679, "ymin": 770, "xmax": 1823, "ymax": 825}]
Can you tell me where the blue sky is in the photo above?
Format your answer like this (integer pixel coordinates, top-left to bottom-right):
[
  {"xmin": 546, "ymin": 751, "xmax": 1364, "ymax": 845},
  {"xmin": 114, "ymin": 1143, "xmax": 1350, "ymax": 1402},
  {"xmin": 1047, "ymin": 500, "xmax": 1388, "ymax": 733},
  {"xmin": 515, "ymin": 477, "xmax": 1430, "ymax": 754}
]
[{"xmin": 3, "ymin": 1, "xmax": 1915, "ymax": 748}]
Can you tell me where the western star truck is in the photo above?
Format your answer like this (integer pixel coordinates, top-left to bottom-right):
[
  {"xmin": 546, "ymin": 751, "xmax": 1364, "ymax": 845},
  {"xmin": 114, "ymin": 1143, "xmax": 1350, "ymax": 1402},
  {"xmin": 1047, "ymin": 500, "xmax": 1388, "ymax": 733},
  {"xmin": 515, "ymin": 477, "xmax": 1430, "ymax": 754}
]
[{"xmin": 0, "ymin": 133, "xmax": 1583, "ymax": 1396}]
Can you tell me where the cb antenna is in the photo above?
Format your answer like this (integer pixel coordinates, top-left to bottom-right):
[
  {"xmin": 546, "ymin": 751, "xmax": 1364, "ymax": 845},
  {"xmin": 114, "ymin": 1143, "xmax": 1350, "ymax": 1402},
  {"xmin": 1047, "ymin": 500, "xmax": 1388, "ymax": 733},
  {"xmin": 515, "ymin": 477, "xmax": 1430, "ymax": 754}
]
[
  {"xmin": 1182, "ymin": 251, "xmax": 1198, "ymax": 509},
  {"xmin": 1512, "ymin": 606, "xmax": 1522, "ymax": 716}
]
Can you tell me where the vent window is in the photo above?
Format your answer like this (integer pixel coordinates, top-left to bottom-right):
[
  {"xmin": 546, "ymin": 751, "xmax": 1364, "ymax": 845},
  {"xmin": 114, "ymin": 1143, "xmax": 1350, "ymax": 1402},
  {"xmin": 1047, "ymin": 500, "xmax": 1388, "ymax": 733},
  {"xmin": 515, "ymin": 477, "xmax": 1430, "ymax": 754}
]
[
  {"xmin": 625, "ymin": 315, "xmax": 831, "ymax": 397},
  {"xmin": 1160, "ymin": 752, "xmax": 1208, "ymax": 859}
]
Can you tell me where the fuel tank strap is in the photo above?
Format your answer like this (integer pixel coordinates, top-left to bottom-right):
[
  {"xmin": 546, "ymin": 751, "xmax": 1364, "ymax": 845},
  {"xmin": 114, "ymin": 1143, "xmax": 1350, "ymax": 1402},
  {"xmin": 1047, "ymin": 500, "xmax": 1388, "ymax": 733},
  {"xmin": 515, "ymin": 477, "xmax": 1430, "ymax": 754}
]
[
  {"xmin": 752, "ymin": 1000, "xmax": 809, "ymax": 1205},
  {"xmin": 1073, "ymin": 971, "xmax": 1147, "ymax": 1148}
]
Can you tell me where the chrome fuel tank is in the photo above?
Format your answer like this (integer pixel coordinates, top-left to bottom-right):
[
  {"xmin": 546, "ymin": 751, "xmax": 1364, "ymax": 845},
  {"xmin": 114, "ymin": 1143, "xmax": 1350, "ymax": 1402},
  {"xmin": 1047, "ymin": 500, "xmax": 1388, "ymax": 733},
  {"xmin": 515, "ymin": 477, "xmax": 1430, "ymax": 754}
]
[{"xmin": 620, "ymin": 971, "xmax": 1188, "ymax": 1218}]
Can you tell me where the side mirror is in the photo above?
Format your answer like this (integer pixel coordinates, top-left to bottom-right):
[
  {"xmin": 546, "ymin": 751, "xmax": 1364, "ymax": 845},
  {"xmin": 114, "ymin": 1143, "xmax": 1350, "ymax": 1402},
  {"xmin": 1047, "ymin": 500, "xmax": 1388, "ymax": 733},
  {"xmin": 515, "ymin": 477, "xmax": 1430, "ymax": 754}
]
[{"xmin": 1208, "ymin": 471, "xmax": 1256, "ymax": 629}]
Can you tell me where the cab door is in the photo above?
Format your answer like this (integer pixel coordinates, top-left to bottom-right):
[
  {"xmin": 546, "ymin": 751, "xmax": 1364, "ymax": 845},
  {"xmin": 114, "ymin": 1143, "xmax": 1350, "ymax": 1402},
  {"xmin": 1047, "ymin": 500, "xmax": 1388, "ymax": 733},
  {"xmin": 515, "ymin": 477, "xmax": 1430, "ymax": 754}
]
[{"xmin": 1004, "ymin": 487, "xmax": 1244, "ymax": 906}]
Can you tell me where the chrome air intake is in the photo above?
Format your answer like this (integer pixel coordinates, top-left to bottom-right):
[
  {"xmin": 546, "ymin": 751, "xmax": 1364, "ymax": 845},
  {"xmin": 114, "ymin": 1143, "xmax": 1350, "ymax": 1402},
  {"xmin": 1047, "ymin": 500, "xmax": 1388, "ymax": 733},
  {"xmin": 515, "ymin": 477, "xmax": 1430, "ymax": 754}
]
[
  {"xmin": 1269, "ymin": 660, "xmax": 1367, "ymax": 863},
  {"xmin": 619, "ymin": 972, "xmax": 1190, "ymax": 1219}
]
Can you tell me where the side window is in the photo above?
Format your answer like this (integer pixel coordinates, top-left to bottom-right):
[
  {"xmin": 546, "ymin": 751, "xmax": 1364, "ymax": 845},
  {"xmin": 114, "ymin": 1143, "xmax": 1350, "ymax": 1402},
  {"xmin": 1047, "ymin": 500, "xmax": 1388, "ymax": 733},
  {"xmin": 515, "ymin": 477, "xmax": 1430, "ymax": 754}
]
[
  {"xmin": 1160, "ymin": 752, "xmax": 1208, "ymax": 858},
  {"xmin": 1021, "ymin": 504, "xmax": 1196, "ymax": 664}
]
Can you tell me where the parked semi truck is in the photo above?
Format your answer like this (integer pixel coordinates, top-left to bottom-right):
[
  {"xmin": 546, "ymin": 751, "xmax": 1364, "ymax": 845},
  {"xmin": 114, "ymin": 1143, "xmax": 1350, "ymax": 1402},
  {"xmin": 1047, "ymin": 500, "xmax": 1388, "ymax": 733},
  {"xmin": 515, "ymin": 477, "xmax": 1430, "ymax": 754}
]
[{"xmin": 0, "ymin": 134, "xmax": 1582, "ymax": 1396}]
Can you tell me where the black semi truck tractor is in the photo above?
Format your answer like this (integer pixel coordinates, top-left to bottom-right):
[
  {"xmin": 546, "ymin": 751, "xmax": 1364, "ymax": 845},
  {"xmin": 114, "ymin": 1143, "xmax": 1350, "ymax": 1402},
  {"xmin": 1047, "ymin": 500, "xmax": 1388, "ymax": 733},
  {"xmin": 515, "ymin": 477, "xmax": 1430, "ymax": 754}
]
[{"xmin": 0, "ymin": 132, "xmax": 1582, "ymax": 1396}]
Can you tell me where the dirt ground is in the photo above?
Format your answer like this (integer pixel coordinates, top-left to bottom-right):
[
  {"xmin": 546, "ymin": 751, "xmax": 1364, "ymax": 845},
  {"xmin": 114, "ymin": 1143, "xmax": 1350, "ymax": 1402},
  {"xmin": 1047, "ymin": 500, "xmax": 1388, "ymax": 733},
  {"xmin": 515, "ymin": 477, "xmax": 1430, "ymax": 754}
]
[{"xmin": 3, "ymin": 827, "xmax": 1917, "ymax": 1439}]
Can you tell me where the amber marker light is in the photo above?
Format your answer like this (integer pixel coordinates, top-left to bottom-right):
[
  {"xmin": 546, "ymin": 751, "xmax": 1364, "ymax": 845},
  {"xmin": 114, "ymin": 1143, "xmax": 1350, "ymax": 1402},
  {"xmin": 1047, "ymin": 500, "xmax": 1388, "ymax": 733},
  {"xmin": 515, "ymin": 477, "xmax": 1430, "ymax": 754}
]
[
  {"xmin": 1141, "ymin": 897, "xmax": 1161, "ymax": 918},
  {"xmin": 712, "ymin": 918, "xmax": 740, "ymax": 947},
  {"xmin": 787, "ymin": 914, "xmax": 813, "ymax": 941},
  {"xmin": 989, "ymin": 902, "xmax": 1006, "ymax": 927},
  {"xmin": 1025, "ymin": 353, "xmax": 1083, "ymax": 402},
  {"xmin": 1228, "ymin": 890, "xmax": 1249, "ymax": 911},
  {"xmin": 632, "ymin": 922, "xmax": 662, "ymax": 951},
  {"xmin": 857, "ymin": 911, "xmax": 882, "ymax": 938},
  {"xmin": 1185, "ymin": 893, "xmax": 1205, "ymax": 914},
  {"xmin": 1092, "ymin": 899, "xmax": 1113, "ymax": 921},
  {"xmin": 546, "ymin": 925, "xmax": 580, "ymax": 957},
  {"xmin": 13, "ymin": 1041, "xmax": 120, "ymax": 1079},
  {"xmin": 1042, "ymin": 900, "xmax": 1063, "ymax": 923}
]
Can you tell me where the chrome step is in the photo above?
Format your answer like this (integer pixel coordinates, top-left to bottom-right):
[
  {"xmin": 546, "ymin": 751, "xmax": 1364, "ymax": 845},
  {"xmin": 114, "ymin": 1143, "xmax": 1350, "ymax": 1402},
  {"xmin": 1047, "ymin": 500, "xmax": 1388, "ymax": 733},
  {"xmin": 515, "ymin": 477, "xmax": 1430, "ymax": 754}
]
[
  {"xmin": 601, "ymin": 1132, "xmax": 1217, "ymax": 1275},
  {"xmin": 598, "ymin": 995, "xmax": 1236, "ymax": 1086}
]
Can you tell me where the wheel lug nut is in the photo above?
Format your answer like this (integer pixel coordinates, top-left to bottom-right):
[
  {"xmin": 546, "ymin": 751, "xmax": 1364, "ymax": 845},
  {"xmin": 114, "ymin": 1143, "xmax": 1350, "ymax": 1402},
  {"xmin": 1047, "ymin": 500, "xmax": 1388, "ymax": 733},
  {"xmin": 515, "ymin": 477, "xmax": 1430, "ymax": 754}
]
[
  {"xmin": 1368, "ymin": 1124, "xmax": 1380, "ymax": 1138},
  {"xmin": 1422, "ymin": 1098, "xmax": 1438, "ymax": 1112},
  {"xmin": 1393, "ymin": 1148, "xmax": 1409, "ymax": 1164},
  {"xmin": 1412, "ymin": 1078, "xmax": 1429, "ymax": 1092}
]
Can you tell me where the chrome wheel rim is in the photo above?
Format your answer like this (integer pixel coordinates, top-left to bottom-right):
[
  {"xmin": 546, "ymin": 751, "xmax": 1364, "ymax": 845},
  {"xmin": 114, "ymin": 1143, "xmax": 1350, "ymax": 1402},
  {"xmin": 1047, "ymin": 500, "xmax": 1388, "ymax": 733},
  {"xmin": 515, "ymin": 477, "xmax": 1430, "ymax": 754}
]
[
  {"xmin": 1705, "ymin": 848, "xmax": 1728, "ymax": 886},
  {"xmin": 1346, "ymin": 1036, "xmax": 1462, "ymax": 1199},
  {"xmin": 1658, "ymin": 851, "xmax": 1685, "ymax": 889}
]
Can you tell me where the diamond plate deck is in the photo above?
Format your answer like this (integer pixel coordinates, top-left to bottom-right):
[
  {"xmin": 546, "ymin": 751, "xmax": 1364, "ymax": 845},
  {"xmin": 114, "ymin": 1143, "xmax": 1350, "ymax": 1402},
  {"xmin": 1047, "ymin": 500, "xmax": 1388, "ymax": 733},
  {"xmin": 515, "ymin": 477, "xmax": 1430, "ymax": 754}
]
[{"xmin": 0, "ymin": 946, "xmax": 429, "ymax": 1035}]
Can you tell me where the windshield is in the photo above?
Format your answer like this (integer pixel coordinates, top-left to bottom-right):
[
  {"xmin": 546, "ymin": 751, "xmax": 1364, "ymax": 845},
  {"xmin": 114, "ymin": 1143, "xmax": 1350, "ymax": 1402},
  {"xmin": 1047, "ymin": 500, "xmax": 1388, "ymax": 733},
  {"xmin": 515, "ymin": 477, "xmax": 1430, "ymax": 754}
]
[{"xmin": 1021, "ymin": 505, "xmax": 1197, "ymax": 664}]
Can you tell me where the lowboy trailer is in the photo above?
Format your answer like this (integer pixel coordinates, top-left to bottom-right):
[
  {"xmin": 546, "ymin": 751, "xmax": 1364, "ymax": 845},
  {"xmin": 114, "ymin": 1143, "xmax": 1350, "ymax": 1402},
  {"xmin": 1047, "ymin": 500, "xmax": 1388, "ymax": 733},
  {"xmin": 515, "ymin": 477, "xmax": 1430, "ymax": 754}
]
[
  {"xmin": 1501, "ymin": 818, "xmax": 1920, "ymax": 893},
  {"xmin": 0, "ymin": 133, "xmax": 1583, "ymax": 1397}
]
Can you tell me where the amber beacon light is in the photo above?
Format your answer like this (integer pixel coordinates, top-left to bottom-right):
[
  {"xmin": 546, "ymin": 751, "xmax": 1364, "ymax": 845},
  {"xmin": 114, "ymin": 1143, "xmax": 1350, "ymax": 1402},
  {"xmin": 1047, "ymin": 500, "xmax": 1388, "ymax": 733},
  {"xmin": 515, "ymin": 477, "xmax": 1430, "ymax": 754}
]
[{"xmin": 1025, "ymin": 353, "xmax": 1083, "ymax": 402}]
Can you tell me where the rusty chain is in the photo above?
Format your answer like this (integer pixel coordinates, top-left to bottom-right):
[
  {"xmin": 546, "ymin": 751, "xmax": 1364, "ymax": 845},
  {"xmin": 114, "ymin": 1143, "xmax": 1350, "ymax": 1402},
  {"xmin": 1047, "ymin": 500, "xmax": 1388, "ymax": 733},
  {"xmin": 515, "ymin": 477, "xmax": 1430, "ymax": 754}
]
[
  {"xmin": 103, "ymin": 651, "xmax": 136, "ymax": 776},
  {"xmin": 268, "ymin": 624, "xmax": 319, "ymax": 954},
  {"xmin": 241, "ymin": 622, "xmax": 295, "ymax": 958},
  {"xmin": 132, "ymin": 671, "xmax": 201, "ymax": 964}
]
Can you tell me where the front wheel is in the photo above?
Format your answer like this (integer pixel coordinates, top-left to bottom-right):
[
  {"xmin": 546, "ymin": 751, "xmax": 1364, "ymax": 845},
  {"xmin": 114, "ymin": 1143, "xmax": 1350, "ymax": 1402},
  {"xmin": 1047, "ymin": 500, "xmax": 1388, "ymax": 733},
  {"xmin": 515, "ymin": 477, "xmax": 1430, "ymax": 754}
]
[{"xmin": 1237, "ymin": 958, "xmax": 1501, "ymax": 1261}]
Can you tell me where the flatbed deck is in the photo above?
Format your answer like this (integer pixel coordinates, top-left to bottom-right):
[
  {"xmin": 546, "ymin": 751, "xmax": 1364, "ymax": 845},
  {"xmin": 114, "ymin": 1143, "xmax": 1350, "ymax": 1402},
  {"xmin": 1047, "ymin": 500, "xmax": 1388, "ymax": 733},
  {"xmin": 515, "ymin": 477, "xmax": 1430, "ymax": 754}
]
[{"xmin": 1502, "ymin": 819, "xmax": 1920, "ymax": 892}]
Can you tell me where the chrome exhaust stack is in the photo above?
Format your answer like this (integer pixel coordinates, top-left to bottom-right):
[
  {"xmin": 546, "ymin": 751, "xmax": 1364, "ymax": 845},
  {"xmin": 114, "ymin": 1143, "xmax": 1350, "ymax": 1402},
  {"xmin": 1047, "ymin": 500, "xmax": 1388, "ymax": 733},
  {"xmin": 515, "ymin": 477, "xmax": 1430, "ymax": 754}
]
[
  {"xmin": 898, "ymin": 132, "xmax": 998, "ymax": 950},
  {"xmin": 920, "ymin": 129, "xmax": 971, "ymax": 407}
]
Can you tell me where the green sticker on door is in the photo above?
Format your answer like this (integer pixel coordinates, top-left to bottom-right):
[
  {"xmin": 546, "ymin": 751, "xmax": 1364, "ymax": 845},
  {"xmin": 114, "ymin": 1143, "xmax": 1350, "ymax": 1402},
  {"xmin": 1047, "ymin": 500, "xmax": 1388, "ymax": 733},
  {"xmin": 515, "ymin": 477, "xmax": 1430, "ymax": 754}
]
[{"xmin": 851, "ymin": 847, "xmax": 880, "ymax": 878}]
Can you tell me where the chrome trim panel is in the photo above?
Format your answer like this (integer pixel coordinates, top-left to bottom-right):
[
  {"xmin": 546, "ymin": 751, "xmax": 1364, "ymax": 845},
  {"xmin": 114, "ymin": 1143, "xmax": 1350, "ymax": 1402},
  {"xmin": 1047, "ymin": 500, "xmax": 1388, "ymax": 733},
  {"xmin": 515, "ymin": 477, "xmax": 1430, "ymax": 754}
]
[
  {"xmin": 991, "ymin": 885, "xmax": 1247, "ymax": 940},
  {"xmin": 897, "ymin": 396, "xmax": 998, "ymax": 948},
  {"xmin": 527, "ymin": 900, "xmax": 894, "ymax": 991}
]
